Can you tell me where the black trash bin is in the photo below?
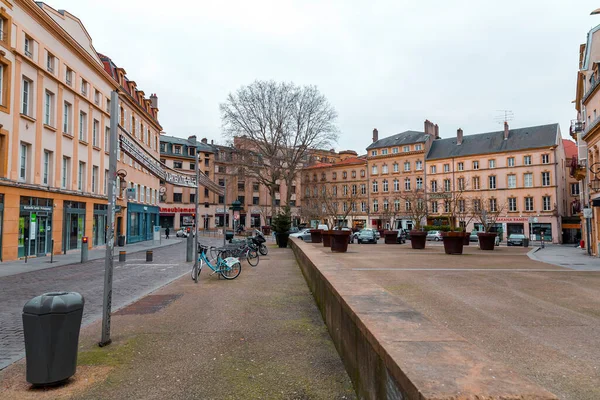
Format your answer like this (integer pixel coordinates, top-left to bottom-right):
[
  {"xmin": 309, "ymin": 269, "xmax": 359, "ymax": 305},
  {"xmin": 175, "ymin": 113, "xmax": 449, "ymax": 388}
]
[
  {"xmin": 225, "ymin": 230, "xmax": 234, "ymax": 242},
  {"xmin": 117, "ymin": 235, "xmax": 125, "ymax": 247},
  {"xmin": 22, "ymin": 292, "xmax": 85, "ymax": 385}
]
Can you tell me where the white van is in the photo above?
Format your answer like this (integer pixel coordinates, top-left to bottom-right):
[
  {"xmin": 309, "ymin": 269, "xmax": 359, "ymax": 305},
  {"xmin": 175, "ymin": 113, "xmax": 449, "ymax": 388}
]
[{"xmin": 317, "ymin": 224, "xmax": 329, "ymax": 231}]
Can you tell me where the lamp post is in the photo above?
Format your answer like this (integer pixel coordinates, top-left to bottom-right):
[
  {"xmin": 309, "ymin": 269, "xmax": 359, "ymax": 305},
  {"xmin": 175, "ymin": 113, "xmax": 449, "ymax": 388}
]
[{"xmin": 193, "ymin": 152, "xmax": 199, "ymax": 283}]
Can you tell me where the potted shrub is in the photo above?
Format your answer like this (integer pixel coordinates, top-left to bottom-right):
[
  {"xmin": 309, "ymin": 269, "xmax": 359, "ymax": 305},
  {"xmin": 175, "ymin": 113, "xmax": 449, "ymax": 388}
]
[
  {"xmin": 272, "ymin": 208, "xmax": 292, "ymax": 248},
  {"xmin": 400, "ymin": 189, "xmax": 428, "ymax": 249},
  {"xmin": 472, "ymin": 196, "xmax": 506, "ymax": 251},
  {"xmin": 331, "ymin": 229, "xmax": 352, "ymax": 252}
]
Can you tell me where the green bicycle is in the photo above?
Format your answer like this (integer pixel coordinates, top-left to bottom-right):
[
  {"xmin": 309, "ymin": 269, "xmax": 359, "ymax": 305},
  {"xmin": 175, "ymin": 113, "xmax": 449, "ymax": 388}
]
[{"xmin": 191, "ymin": 244, "xmax": 242, "ymax": 281}]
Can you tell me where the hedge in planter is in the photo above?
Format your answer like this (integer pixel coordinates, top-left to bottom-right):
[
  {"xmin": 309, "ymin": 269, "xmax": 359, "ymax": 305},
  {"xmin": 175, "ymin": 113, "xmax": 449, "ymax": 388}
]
[{"xmin": 272, "ymin": 208, "xmax": 291, "ymax": 248}]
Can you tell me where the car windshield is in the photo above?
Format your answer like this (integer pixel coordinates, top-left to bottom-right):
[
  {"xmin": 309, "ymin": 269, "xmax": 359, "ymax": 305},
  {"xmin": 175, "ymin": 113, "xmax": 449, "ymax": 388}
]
[
  {"xmin": 510, "ymin": 234, "xmax": 526, "ymax": 239},
  {"xmin": 428, "ymin": 231, "xmax": 438, "ymax": 234},
  {"xmin": 359, "ymin": 231, "xmax": 373, "ymax": 237}
]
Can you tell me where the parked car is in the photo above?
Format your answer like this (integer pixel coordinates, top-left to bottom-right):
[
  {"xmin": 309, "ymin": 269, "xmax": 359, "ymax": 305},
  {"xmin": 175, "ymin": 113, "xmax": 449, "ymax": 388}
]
[
  {"xmin": 288, "ymin": 227, "xmax": 300, "ymax": 234},
  {"xmin": 317, "ymin": 224, "xmax": 329, "ymax": 231},
  {"xmin": 176, "ymin": 228, "xmax": 194, "ymax": 238},
  {"xmin": 426, "ymin": 230, "xmax": 443, "ymax": 241},
  {"xmin": 357, "ymin": 230, "xmax": 377, "ymax": 244},
  {"xmin": 359, "ymin": 228, "xmax": 379, "ymax": 240},
  {"xmin": 507, "ymin": 234, "xmax": 526, "ymax": 246},
  {"xmin": 290, "ymin": 228, "xmax": 311, "ymax": 239},
  {"xmin": 469, "ymin": 231, "xmax": 479, "ymax": 242}
]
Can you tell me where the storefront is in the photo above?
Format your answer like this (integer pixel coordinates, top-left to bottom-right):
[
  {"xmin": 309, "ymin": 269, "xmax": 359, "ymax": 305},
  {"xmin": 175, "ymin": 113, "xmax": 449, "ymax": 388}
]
[
  {"xmin": 159, "ymin": 206, "xmax": 195, "ymax": 230},
  {"xmin": 216, "ymin": 207, "xmax": 230, "ymax": 228},
  {"xmin": 93, "ymin": 204, "xmax": 107, "ymax": 247},
  {"xmin": 63, "ymin": 201, "xmax": 86, "ymax": 252},
  {"xmin": 127, "ymin": 202, "xmax": 160, "ymax": 244},
  {"xmin": 250, "ymin": 213, "xmax": 261, "ymax": 228},
  {"xmin": 0, "ymin": 193, "xmax": 3, "ymax": 262},
  {"xmin": 562, "ymin": 217, "xmax": 582, "ymax": 244},
  {"xmin": 19, "ymin": 197, "xmax": 54, "ymax": 258}
]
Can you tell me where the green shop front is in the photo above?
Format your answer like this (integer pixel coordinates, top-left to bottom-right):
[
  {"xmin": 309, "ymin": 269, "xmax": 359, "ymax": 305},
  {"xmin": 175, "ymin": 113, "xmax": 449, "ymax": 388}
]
[
  {"xmin": 127, "ymin": 202, "xmax": 159, "ymax": 244},
  {"xmin": 18, "ymin": 197, "xmax": 54, "ymax": 258}
]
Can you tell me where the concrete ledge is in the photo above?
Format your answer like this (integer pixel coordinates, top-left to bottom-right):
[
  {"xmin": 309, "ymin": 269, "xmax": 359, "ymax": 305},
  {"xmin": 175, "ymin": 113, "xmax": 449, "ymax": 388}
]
[{"xmin": 290, "ymin": 238, "xmax": 557, "ymax": 400}]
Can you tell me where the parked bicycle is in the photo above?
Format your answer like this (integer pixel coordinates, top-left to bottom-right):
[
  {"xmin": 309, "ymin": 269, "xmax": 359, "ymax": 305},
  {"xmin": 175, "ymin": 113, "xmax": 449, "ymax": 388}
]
[
  {"xmin": 222, "ymin": 238, "xmax": 260, "ymax": 267},
  {"xmin": 191, "ymin": 244, "xmax": 242, "ymax": 281}
]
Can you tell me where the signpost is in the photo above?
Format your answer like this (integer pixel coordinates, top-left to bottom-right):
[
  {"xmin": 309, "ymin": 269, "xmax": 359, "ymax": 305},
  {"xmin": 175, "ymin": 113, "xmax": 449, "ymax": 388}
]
[{"xmin": 193, "ymin": 153, "xmax": 199, "ymax": 283}]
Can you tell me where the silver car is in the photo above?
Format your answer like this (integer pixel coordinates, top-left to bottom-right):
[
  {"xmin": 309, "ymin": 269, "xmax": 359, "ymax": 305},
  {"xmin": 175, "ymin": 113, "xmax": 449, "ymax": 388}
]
[
  {"xmin": 426, "ymin": 230, "xmax": 442, "ymax": 241},
  {"xmin": 290, "ymin": 228, "xmax": 312, "ymax": 242}
]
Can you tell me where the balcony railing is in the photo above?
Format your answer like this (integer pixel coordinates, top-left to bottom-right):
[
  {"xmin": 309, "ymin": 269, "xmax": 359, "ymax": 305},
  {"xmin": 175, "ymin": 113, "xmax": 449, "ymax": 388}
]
[{"xmin": 583, "ymin": 115, "xmax": 600, "ymax": 136}]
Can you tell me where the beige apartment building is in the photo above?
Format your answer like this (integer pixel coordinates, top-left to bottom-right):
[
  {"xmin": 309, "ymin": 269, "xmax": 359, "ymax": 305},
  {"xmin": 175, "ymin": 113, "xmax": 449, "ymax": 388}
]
[
  {"xmin": 301, "ymin": 151, "xmax": 367, "ymax": 228},
  {"xmin": 0, "ymin": 1, "xmax": 119, "ymax": 261},
  {"xmin": 573, "ymin": 21, "xmax": 600, "ymax": 255},
  {"xmin": 158, "ymin": 135, "xmax": 214, "ymax": 230},
  {"xmin": 365, "ymin": 122, "xmax": 437, "ymax": 230},
  {"xmin": 0, "ymin": 1, "xmax": 164, "ymax": 262},
  {"xmin": 99, "ymin": 54, "xmax": 162, "ymax": 244},
  {"xmin": 426, "ymin": 123, "xmax": 566, "ymax": 243}
]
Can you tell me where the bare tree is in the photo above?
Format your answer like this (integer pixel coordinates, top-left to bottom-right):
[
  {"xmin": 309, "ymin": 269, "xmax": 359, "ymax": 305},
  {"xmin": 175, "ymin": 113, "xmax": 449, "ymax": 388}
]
[
  {"xmin": 399, "ymin": 189, "xmax": 428, "ymax": 230},
  {"xmin": 319, "ymin": 185, "xmax": 364, "ymax": 229},
  {"xmin": 220, "ymin": 80, "xmax": 339, "ymax": 209},
  {"xmin": 471, "ymin": 196, "xmax": 507, "ymax": 232}
]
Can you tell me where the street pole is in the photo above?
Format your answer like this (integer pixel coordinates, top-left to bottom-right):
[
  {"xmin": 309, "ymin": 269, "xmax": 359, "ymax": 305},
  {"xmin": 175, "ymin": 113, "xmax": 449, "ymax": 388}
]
[
  {"xmin": 223, "ymin": 178, "xmax": 226, "ymax": 247},
  {"xmin": 99, "ymin": 90, "xmax": 119, "ymax": 347},
  {"xmin": 193, "ymin": 153, "xmax": 199, "ymax": 283}
]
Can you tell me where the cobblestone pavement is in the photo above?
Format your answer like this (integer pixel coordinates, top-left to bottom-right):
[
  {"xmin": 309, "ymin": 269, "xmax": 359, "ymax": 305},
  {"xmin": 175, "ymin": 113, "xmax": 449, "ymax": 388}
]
[{"xmin": 0, "ymin": 238, "xmax": 221, "ymax": 370}]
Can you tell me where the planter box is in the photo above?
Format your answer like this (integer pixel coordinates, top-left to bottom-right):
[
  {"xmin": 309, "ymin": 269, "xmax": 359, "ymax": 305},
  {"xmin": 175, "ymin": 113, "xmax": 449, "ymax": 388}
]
[
  {"xmin": 442, "ymin": 231, "xmax": 464, "ymax": 255},
  {"xmin": 322, "ymin": 231, "xmax": 332, "ymax": 248},
  {"xmin": 277, "ymin": 233, "xmax": 289, "ymax": 248},
  {"xmin": 410, "ymin": 230, "xmax": 427, "ymax": 249},
  {"xmin": 478, "ymin": 232, "xmax": 497, "ymax": 250},
  {"xmin": 462, "ymin": 232, "xmax": 470, "ymax": 246},
  {"xmin": 383, "ymin": 230, "xmax": 398, "ymax": 244},
  {"xmin": 310, "ymin": 229, "xmax": 323, "ymax": 243},
  {"xmin": 331, "ymin": 231, "xmax": 352, "ymax": 253}
]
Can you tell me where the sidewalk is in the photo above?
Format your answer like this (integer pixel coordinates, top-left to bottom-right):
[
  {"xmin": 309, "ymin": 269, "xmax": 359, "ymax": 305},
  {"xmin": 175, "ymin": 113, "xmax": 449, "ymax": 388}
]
[
  {"xmin": 0, "ymin": 237, "xmax": 183, "ymax": 278},
  {"xmin": 528, "ymin": 244, "xmax": 600, "ymax": 271},
  {"xmin": 0, "ymin": 246, "xmax": 355, "ymax": 400}
]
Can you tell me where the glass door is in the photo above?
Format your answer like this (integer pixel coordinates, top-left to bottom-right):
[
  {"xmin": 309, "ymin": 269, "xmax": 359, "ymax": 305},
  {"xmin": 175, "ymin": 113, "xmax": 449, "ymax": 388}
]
[
  {"xmin": 18, "ymin": 216, "xmax": 25, "ymax": 258},
  {"xmin": 36, "ymin": 216, "xmax": 48, "ymax": 256},
  {"xmin": 69, "ymin": 214, "xmax": 79, "ymax": 250}
]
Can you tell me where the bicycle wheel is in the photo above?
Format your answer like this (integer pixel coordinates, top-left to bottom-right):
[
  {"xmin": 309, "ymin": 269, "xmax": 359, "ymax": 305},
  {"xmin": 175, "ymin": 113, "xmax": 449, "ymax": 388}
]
[
  {"xmin": 191, "ymin": 260, "xmax": 202, "ymax": 281},
  {"xmin": 221, "ymin": 260, "xmax": 241, "ymax": 280},
  {"xmin": 259, "ymin": 243, "xmax": 268, "ymax": 256},
  {"xmin": 246, "ymin": 250, "xmax": 259, "ymax": 267}
]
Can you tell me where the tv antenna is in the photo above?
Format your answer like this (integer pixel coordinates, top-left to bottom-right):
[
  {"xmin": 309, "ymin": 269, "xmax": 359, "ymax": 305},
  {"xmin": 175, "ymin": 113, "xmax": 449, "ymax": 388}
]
[{"xmin": 495, "ymin": 110, "xmax": 514, "ymax": 125}]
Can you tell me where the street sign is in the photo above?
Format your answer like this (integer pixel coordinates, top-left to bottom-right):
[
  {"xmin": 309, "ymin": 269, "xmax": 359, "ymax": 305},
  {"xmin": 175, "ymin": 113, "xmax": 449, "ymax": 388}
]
[{"xmin": 584, "ymin": 208, "xmax": 593, "ymax": 218}]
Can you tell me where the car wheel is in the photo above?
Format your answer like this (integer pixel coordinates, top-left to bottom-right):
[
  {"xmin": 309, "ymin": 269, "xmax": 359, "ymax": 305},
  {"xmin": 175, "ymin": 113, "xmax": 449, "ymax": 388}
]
[{"xmin": 435, "ymin": 237, "xmax": 440, "ymax": 241}]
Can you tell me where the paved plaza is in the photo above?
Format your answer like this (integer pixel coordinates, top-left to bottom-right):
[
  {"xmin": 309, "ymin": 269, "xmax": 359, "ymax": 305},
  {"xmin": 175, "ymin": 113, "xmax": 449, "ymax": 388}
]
[
  {"xmin": 0, "ymin": 238, "xmax": 221, "ymax": 370},
  {"xmin": 300, "ymin": 240, "xmax": 600, "ymax": 399},
  {"xmin": 0, "ymin": 246, "xmax": 354, "ymax": 400}
]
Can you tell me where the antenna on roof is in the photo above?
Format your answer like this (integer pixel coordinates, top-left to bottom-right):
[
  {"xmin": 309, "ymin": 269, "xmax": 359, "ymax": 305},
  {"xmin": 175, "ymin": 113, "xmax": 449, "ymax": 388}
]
[{"xmin": 494, "ymin": 110, "xmax": 514, "ymax": 125}]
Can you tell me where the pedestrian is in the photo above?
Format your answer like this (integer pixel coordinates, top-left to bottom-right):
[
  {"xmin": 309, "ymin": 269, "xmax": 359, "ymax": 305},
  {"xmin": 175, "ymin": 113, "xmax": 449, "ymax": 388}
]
[{"xmin": 165, "ymin": 226, "xmax": 170, "ymax": 239}]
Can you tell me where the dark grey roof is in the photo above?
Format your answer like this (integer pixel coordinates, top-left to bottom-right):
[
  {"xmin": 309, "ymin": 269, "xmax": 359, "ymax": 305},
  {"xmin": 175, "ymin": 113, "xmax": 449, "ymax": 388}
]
[
  {"xmin": 366, "ymin": 130, "xmax": 429, "ymax": 150},
  {"xmin": 160, "ymin": 135, "xmax": 214, "ymax": 153},
  {"xmin": 426, "ymin": 124, "xmax": 560, "ymax": 160}
]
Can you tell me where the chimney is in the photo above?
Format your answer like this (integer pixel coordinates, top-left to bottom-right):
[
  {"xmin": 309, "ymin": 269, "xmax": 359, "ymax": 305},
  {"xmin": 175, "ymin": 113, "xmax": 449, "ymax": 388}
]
[
  {"xmin": 457, "ymin": 128, "xmax": 463, "ymax": 145},
  {"xmin": 201, "ymin": 138, "xmax": 208, "ymax": 144},
  {"xmin": 211, "ymin": 139, "xmax": 214, "ymax": 145},
  {"xmin": 372, "ymin": 128, "xmax": 379, "ymax": 143},
  {"xmin": 434, "ymin": 124, "xmax": 439, "ymax": 139},
  {"xmin": 150, "ymin": 93, "xmax": 158, "ymax": 108},
  {"xmin": 503, "ymin": 121, "xmax": 509, "ymax": 140},
  {"xmin": 188, "ymin": 135, "xmax": 197, "ymax": 144}
]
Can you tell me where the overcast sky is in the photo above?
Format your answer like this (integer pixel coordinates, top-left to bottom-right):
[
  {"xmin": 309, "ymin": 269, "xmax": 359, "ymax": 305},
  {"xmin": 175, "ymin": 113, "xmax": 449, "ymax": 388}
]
[{"xmin": 53, "ymin": 0, "xmax": 600, "ymax": 151}]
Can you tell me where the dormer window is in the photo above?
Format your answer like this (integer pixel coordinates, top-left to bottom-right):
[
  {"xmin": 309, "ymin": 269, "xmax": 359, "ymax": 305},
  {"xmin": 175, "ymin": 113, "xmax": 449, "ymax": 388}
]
[
  {"xmin": 174, "ymin": 145, "xmax": 181, "ymax": 155},
  {"xmin": 371, "ymin": 150, "xmax": 377, "ymax": 156},
  {"xmin": 381, "ymin": 149, "xmax": 388, "ymax": 155}
]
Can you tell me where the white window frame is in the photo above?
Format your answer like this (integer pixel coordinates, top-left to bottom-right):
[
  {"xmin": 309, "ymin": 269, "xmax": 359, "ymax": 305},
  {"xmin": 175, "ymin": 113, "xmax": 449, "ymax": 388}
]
[
  {"xmin": 508, "ymin": 197, "xmax": 517, "ymax": 212},
  {"xmin": 542, "ymin": 172, "xmax": 550, "ymax": 186},
  {"xmin": 79, "ymin": 111, "xmax": 87, "ymax": 141},
  {"xmin": 488, "ymin": 159, "xmax": 495, "ymax": 168},
  {"xmin": 44, "ymin": 90, "xmax": 53, "ymax": 125},
  {"xmin": 542, "ymin": 154, "xmax": 549, "ymax": 164},
  {"xmin": 404, "ymin": 161, "xmax": 410, "ymax": 172},
  {"xmin": 543, "ymin": 196, "xmax": 551, "ymax": 211},
  {"xmin": 525, "ymin": 197, "xmax": 534, "ymax": 211},
  {"xmin": 508, "ymin": 157, "xmax": 515, "ymax": 167},
  {"xmin": 457, "ymin": 162, "xmax": 464, "ymax": 171},
  {"xmin": 403, "ymin": 145, "xmax": 409, "ymax": 152},
  {"xmin": 404, "ymin": 178, "xmax": 411, "ymax": 191},
  {"xmin": 508, "ymin": 174, "xmax": 516, "ymax": 189},
  {"xmin": 63, "ymin": 102, "xmax": 72, "ymax": 134},
  {"xmin": 62, "ymin": 157, "xmax": 69, "ymax": 189},
  {"xmin": 382, "ymin": 164, "xmax": 388, "ymax": 174},
  {"xmin": 415, "ymin": 144, "xmax": 422, "ymax": 151},
  {"xmin": 22, "ymin": 77, "xmax": 31, "ymax": 115},
  {"xmin": 78, "ymin": 161, "xmax": 85, "ymax": 191},
  {"xmin": 416, "ymin": 177, "xmax": 423, "ymax": 189},
  {"xmin": 19, "ymin": 143, "xmax": 28, "ymax": 181},
  {"xmin": 372, "ymin": 165, "xmax": 378, "ymax": 174},
  {"xmin": 92, "ymin": 166, "xmax": 98, "ymax": 193},
  {"xmin": 524, "ymin": 173, "xmax": 533, "ymax": 188},
  {"xmin": 416, "ymin": 160, "xmax": 423, "ymax": 170},
  {"xmin": 43, "ymin": 150, "xmax": 50, "ymax": 185},
  {"xmin": 489, "ymin": 175, "xmax": 496, "ymax": 189},
  {"xmin": 524, "ymin": 155, "xmax": 532, "ymax": 165},
  {"xmin": 473, "ymin": 161, "xmax": 479, "ymax": 170}
]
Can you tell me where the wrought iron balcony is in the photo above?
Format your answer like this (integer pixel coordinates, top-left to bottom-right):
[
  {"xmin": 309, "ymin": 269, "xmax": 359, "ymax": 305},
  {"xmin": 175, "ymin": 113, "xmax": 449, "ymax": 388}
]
[{"xmin": 583, "ymin": 75, "xmax": 600, "ymax": 103}]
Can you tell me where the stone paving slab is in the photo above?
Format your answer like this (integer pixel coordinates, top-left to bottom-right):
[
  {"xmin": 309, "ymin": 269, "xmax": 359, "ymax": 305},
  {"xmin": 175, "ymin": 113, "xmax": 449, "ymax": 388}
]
[{"xmin": 293, "ymin": 239, "xmax": 561, "ymax": 399}]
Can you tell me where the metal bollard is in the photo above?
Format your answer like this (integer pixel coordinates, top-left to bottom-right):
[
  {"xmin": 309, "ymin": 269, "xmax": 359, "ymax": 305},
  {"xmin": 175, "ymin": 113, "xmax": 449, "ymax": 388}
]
[
  {"xmin": 81, "ymin": 237, "xmax": 89, "ymax": 263},
  {"xmin": 146, "ymin": 250, "xmax": 153, "ymax": 262},
  {"xmin": 186, "ymin": 234, "xmax": 193, "ymax": 262},
  {"xmin": 119, "ymin": 251, "xmax": 126, "ymax": 262}
]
